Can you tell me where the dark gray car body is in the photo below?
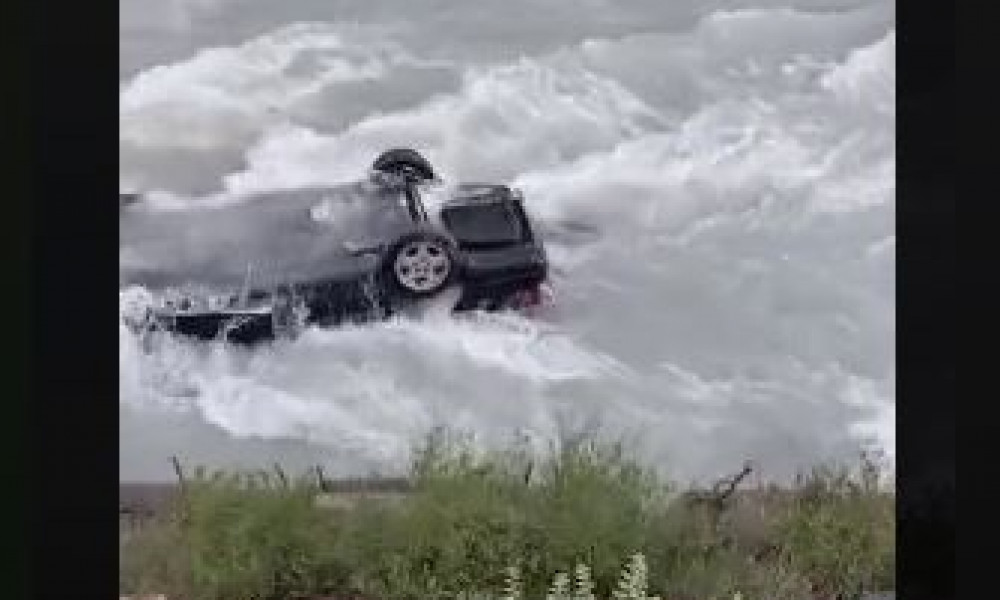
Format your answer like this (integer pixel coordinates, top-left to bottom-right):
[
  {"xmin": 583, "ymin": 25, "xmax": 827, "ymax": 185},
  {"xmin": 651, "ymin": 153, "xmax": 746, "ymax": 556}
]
[{"xmin": 120, "ymin": 175, "xmax": 548, "ymax": 342}]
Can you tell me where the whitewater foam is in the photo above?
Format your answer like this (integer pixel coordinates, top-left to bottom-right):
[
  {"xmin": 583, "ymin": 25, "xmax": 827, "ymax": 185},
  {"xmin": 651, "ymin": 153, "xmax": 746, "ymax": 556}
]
[{"xmin": 120, "ymin": 1, "xmax": 895, "ymax": 483}]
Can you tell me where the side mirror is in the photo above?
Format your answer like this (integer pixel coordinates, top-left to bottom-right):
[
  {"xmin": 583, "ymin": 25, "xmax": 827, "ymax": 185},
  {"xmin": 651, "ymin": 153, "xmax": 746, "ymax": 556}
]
[{"xmin": 510, "ymin": 187, "xmax": 525, "ymax": 202}]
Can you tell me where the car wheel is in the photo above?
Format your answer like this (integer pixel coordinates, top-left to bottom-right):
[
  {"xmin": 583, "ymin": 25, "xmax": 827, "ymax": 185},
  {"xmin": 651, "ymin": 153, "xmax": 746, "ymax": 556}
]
[
  {"xmin": 372, "ymin": 148, "xmax": 437, "ymax": 182},
  {"xmin": 384, "ymin": 231, "xmax": 456, "ymax": 299}
]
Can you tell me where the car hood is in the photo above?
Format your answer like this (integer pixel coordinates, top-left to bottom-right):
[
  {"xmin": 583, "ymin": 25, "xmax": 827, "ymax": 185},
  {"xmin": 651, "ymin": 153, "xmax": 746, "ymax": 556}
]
[{"xmin": 120, "ymin": 182, "xmax": 413, "ymax": 292}]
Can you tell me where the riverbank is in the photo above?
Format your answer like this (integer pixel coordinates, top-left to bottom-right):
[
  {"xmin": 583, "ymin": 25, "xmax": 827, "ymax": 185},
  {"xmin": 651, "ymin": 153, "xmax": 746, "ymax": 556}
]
[{"xmin": 121, "ymin": 435, "xmax": 893, "ymax": 599}]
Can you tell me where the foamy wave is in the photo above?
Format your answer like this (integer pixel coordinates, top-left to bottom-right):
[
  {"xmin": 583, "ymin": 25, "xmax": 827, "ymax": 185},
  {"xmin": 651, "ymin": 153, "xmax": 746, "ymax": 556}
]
[
  {"xmin": 120, "ymin": 22, "xmax": 449, "ymax": 151},
  {"xmin": 120, "ymin": 309, "xmax": 625, "ymax": 457},
  {"xmin": 221, "ymin": 59, "xmax": 664, "ymax": 194},
  {"xmin": 634, "ymin": 359, "xmax": 895, "ymax": 478},
  {"xmin": 821, "ymin": 29, "xmax": 895, "ymax": 115},
  {"xmin": 513, "ymin": 100, "xmax": 891, "ymax": 232}
]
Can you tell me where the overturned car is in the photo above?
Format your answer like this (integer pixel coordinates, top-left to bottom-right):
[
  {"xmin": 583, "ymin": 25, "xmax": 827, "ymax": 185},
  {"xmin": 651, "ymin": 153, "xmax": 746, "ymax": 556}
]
[{"xmin": 120, "ymin": 149, "xmax": 551, "ymax": 343}]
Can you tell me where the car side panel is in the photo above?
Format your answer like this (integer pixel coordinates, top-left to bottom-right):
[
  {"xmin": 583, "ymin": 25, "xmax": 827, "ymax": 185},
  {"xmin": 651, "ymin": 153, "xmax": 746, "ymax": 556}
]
[{"xmin": 119, "ymin": 182, "xmax": 415, "ymax": 292}]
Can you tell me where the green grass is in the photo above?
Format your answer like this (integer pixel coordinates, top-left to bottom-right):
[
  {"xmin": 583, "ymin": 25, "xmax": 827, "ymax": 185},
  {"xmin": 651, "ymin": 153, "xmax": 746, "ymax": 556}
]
[{"xmin": 120, "ymin": 433, "xmax": 894, "ymax": 600}]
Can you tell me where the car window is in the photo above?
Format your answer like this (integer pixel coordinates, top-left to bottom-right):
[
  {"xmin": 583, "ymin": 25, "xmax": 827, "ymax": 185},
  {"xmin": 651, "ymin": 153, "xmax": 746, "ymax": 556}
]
[{"xmin": 442, "ymin": 203, "xmax": 523, "ymax": 245}]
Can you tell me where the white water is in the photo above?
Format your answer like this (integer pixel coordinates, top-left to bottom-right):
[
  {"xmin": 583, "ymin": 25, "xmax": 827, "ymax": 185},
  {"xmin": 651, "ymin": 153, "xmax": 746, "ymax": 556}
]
[{"xmin": 120, "ymin": 0, "xmax": 895, "ymax": 483}]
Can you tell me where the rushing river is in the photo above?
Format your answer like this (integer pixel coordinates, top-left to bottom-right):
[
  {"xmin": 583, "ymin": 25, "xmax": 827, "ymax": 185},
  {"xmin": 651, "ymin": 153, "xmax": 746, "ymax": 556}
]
[{"xmin": 120, "ymin": 0, "xmax": 895, "ymax": 484}]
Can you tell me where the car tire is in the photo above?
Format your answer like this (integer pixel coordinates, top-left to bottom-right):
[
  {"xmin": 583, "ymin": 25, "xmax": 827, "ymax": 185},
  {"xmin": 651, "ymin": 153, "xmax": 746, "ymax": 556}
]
[
  {"xmin": 382, "ymin": 230, "xmax": 457, "ymax": 299},
  {"xmin": 372, "ymin": 148, "xmax": 437, "ymax": 182}
]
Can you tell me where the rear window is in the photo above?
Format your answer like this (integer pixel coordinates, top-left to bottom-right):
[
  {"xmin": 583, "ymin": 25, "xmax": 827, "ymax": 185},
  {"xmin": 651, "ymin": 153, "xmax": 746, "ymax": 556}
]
[{"xmin": 441, "ymin": 203, "xmax": 524, "ymax": 245}]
